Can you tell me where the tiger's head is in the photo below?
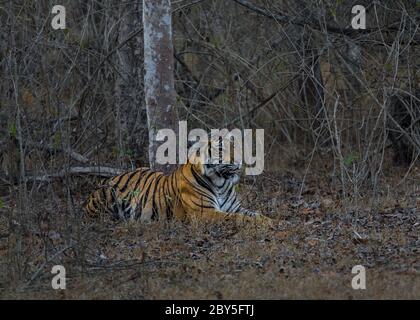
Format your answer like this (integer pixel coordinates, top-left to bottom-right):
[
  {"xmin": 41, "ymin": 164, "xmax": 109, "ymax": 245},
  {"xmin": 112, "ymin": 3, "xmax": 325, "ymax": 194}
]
[
  {"xmin": 187, "ymin": 133, "xmax": 242, "ymax": 187},
  {"xmin": 202, "ymin": 162, "xmax": 242, "ymax": 186}
]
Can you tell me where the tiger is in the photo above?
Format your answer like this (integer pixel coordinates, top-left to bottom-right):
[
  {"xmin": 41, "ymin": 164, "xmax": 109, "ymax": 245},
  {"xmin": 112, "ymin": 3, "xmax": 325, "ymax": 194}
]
[{"xmin": 84, "ymin": 136, "xmax": 273, "ymax": 227}]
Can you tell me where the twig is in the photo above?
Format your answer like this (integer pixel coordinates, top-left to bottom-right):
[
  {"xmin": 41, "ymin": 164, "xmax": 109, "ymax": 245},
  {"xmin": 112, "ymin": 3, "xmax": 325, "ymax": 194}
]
[
  {"xmin": 64, "ymin": 148, "xmax": 90, "ymax": 164},
  {"xmin": 231, "ymin": 0, "xmax": 416, "ymax": 42},
  {"xmin": 27, "ymin": 166, "xmax": 126, "ymax": 181},
  {"xmin": 24, "ymin": 244, "xmax": 74, "ymax": 288},
  {"xmin": 226, "ymin": 75, "xmax": 299, "ymax": 127}
]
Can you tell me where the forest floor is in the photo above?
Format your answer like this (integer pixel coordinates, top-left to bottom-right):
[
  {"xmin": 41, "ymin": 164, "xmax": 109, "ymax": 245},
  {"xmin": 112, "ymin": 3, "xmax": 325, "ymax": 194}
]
[{"xmin": 0, "ymin": 162, "xmax": 419, "ymax": 299}]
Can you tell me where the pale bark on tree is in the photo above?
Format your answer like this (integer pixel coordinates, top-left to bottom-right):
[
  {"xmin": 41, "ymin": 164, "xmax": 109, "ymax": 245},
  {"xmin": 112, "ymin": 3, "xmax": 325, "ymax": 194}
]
[{"xmin": 143, "ymin": 0, "xmax": 177, "ymax": 174}]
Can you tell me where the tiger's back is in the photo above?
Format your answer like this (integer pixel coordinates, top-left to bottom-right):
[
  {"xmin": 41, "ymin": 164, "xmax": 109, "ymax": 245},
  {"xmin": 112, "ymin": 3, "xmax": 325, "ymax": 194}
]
[{"xmin": 84, "ymin": 167, "xmax": 180, "ymax": 222}]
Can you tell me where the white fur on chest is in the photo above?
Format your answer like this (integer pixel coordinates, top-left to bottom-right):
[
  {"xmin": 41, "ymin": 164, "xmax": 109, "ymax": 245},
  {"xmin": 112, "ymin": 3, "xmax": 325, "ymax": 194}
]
[{"xmin": 214, "ymin": 181, "xmax": 240, "ymax": 212}]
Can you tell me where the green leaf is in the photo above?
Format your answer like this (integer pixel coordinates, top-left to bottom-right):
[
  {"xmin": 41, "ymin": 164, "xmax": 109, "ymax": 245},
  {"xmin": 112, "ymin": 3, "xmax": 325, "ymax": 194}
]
[
  {"xmin": 8, "ymin": 123, "xmax": 17, "ymax": 137},
  {"xmin": 53, "ymin": 132, "xmax": 62, "ymax": 149},
  {"xmin": 344, "ymin": 152, "xmax": 358, "ymax": 166},
  {"xmin": 126, "ymin": 148, "xmax": 134, "ymax": 157}
]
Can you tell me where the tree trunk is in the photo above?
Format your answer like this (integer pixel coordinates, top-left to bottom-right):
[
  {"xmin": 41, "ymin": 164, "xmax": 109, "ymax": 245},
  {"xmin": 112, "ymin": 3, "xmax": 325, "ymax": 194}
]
[
  {"xmin": 143, "ymin": 0, "xmax": 177, "ymax": 173},
  {"xmin": 115, "ymin": 2, "xmax": 147, "ymax": 169}
]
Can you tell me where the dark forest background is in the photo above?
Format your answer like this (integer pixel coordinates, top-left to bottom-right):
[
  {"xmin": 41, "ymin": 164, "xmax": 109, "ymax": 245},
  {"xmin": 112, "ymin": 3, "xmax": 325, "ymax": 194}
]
[{"xmin": 0, "ymin": 0, "xmax": 419, "ymax": 299}]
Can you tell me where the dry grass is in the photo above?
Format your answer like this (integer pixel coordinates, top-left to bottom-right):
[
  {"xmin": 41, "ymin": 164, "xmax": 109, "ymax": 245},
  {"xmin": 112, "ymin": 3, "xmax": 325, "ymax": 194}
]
[{"xmin": 1, "ymin": 160, "xmax": 418, "ymax": 300}]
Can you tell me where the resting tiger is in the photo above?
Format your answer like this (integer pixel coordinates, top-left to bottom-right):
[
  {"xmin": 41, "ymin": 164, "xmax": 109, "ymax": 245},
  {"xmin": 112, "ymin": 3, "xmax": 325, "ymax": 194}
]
[{"xmin": 84, "ymin": 139, "xmax": 273, "ymax": 227}]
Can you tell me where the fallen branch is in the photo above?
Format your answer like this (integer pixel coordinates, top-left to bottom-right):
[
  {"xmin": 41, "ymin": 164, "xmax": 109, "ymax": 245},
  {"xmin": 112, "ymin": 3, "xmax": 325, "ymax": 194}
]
[
  {"xmin": 27, "ymin": 166, "xmax": 126, "ymax": 182},
  {"xmin": 64, "ymin": 148, "xmax": 90, "ymax": 164}
]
